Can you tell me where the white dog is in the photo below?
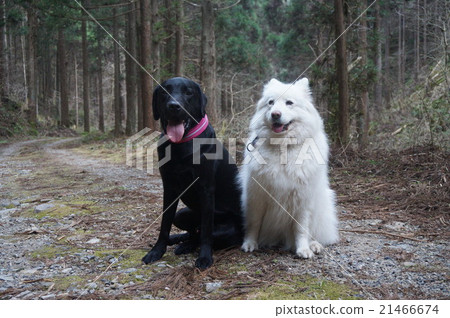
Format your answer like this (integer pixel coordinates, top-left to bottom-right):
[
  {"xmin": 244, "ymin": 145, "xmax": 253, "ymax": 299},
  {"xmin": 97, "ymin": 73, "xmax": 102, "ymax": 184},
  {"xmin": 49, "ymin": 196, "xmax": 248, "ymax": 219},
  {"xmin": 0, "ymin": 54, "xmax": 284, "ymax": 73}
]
[{"xmin": 239, "ymin": 78, "xmax": 338, "ymax": 258}]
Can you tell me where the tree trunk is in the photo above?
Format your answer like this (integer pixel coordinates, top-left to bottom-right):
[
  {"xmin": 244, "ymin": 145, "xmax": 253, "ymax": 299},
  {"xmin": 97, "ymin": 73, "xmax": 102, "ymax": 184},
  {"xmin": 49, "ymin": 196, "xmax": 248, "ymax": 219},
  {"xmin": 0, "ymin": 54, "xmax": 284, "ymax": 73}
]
[
  {"xmin": 136, "ymin": 1, "xmax": 143, "ymax": 131},
  {"xmin": 374, "ymin": 0, "xmax": 382, "ymax": 111},
  {"xmin": 21, "ymin": 20, "xmax": 28, "ymax": 109},
  {"xmin": 81, "ymin": 16, "xmax": 90, "ymax": 132},
  {"xmin": 397, "ymin": 3, "xmax": 402, "ymax": 87},
  {"xmin": 126, "ymin": 2, "xmax": 137, "ymax": 136},
  {"xmin": 200, "ymin": 0, "xmax": 217, "ymax": 123},
  {"xmin": 414, "ymin": 0, "xmax": 420, "ymax": 80},
  {"xmin": 383, "ymin": 6, "xmax": 391, "ymax": 108},
  {"xmin": 175, "ymin": 0, "xmax": 184, "ymax": 76},
  {"xmin": 74, "ymin": 55, "xmax": 79, "ymax": 128},
  {"xmin": 423, "ymin": 0, "xmax": 427, "ymax": 63},
  {"xmin": 97, "ymin": 36, "xmax": 104, "ymax": 132},
  {"xmin": 0, "ymin": 1, "xmax": 5, "ymax": 102},
  {"xmin": 113, "ymin": 7, "xmax": 122, "ymax": 136},
  {"xmin": 401, "ymin": 0, "xmax": 405, "ymax": 98},
  {"xmin": 151, "ymin": 0, "xmax": 161, "ymax": 82},
  {"xmin": 357, "ymin": 0, "xmax": 369, "ymax": 150},
  {"xmin": 164, "ymin": 0, "xmax": 174, "ymax": 76},
  {"xmin": 58, "ymin": 28, "xmax": 69, "ymax": 127},
  {"xmin": 26, "ymin": 7, "xmax": 37, "ymax": 124},
  {"xmin": 334, "ymin": 0, "xmax": 349, "ymax": 146},
  {"xmin": 140, "ymin": 0, "xmax": 155, "ymax": 130}
]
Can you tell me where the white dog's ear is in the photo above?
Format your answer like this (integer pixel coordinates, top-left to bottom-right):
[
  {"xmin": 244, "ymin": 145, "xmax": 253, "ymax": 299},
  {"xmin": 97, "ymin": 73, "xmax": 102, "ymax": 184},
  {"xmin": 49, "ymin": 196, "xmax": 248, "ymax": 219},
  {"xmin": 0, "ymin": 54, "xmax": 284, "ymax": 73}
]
[
  {"xmin": 268, "ymin": 78, "xmax": 281, "ymax": 85},
  {"xmin": 295, "ymin": 77, "xmax": 309, "ymax": 88}
]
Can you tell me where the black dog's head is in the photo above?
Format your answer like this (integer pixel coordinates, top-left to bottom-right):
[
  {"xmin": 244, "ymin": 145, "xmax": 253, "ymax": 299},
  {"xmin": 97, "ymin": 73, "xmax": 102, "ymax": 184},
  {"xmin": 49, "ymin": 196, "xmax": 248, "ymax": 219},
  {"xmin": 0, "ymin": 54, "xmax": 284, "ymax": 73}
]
[{"xmin": 152, "ymin": 77, "xmax": 207, "ymax": 143}]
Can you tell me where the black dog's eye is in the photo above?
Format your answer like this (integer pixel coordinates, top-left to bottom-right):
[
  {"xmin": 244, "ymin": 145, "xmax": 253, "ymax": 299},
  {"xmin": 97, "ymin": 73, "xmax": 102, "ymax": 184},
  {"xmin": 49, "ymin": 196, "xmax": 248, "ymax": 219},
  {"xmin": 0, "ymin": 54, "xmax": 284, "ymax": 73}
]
[
  {"xmin": 286, "ymin": 100, "xmax": 293, "ymax": 106},
  {"xmin": 186, "ymin": 89, "xmax": 193, "ymax": 96},
  {"xmin": 268, "ymin": 99, "xmax": 274, "ymax": 105}
]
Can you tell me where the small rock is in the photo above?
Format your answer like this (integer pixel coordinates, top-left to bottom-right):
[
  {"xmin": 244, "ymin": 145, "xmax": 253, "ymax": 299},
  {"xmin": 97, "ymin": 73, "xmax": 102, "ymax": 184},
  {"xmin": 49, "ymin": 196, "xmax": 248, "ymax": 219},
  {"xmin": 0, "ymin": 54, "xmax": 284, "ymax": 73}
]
[
  {"xmin": 205, "ymin": 282, "xmax": 222, "ymax": 293},
  {"xmin": 61, "ymin": 268, "xmax": 72, "ymax": 274},
  {"xmin": 20, "ymin": 268, "xmax": 40, "ymax": 275},
  {"xmin": 34, "ymin": 203, "xmax": 55, "ymax": 213},
  {"xmin": 0, "ymin": 208, "xmax": 17, "ymax": 215},
  {"xmin": 402, "ymin": 262, "xmax": 416, "ymax": 267},
  {"xmin": 368, "ymin": 219, "xmax": 382, "ymax": 226},
  {"xmin": 386, "ymin": 221, "xmax": 406, "ymax": 231},
  {"xmin": 87, "ymin": 237, "xmax": 101, "ymax": 244},
  {"xmin": 123, "ymin": 268, "xmax": 137, "ymax": 274},
  {"xmin": 0, "ymin": 200, "xmax": 20, "ymax": 208},
  {"xmin": 16, "ymin": 290, "xmax": 32, "ymax": 298},
  {"xmin": 0, "ymin": 275, "xmax": 14, "ymax": 281},
  {"xmin": 40, "ymin": 294, "xmax": 56, "ymax": 300}
]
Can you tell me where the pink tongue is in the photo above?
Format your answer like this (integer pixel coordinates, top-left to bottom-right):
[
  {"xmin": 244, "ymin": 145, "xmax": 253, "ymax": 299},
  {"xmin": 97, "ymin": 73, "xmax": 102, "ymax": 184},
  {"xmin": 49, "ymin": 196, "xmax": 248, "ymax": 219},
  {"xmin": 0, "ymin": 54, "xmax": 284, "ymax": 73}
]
[
  {"xmin": 272, "ymin": 124, "xmax": 284, "ymax": 133},
  {"xmin": 166, "ymin": 122, "xmax": 185, "ymax": 143}
]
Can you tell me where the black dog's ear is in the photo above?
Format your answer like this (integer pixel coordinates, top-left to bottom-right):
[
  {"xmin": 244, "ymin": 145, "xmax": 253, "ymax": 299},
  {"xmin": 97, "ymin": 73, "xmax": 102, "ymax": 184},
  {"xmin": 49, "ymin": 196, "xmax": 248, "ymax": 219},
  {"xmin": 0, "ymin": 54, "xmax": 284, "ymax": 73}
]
[
  {"xmin": 198, "ymin": 85, "xmax": 207, "ymax": 118},
  {"xmin": 152, "ymin": 85, "xmax": 161, "ymax": 121}
]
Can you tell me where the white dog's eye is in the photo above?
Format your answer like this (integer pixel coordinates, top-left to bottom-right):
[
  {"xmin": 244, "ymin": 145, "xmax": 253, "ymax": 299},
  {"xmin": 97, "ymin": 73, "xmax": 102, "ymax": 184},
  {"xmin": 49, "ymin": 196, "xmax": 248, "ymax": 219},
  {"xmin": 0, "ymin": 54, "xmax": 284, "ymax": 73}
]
[
  {"xmin": 268, "ymin": 99, "xmax": 274, "ymax": 106},
  {"xmin": 286, "ymin": 100, "xmax": 293, "ymax": 106}
]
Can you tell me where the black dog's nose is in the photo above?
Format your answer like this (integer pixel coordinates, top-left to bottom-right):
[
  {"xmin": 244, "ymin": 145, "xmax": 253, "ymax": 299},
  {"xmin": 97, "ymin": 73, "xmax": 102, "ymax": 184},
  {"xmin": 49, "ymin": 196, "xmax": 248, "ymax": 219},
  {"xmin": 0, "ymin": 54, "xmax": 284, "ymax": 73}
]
[
  {"xmin": 168, "ymin": 100, "xmax": 182, "ymax": 112},
  {"xmin": 271, "ymin": 111, "xmax": 281, "ymax": 120}
]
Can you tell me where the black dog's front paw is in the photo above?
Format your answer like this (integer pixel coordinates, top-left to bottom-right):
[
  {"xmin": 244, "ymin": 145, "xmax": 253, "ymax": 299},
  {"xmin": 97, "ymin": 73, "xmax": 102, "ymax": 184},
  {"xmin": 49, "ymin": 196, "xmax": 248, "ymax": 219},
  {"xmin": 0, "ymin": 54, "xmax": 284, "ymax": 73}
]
[
  {"xmin": 195, "ymin": 256, "xmax": 213, "ymax": 270},
  {"xmin": 142, "ymin": 248, "xmax": 165, "ymax": 264}
]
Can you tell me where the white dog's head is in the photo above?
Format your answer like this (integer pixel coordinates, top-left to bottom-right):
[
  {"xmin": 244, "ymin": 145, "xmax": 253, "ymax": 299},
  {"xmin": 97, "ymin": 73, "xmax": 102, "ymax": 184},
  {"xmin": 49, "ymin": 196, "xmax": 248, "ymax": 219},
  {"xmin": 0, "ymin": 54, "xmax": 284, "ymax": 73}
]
[{"xmin": 250, "ymin": 78, "xmax": 323, "ymax": 140}]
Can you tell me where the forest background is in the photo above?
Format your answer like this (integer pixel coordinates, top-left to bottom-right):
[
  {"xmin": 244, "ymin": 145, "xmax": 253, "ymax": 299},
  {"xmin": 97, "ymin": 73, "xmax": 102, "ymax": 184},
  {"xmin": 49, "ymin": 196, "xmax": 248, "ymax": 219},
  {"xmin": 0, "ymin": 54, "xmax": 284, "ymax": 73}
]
[
  {"xmin": 0, "ymin": 0, "xmax": 448, "ymax": 151},
  {"xmin": 0, "ymin": 0, "xmax": 449, "ymax": 301}
]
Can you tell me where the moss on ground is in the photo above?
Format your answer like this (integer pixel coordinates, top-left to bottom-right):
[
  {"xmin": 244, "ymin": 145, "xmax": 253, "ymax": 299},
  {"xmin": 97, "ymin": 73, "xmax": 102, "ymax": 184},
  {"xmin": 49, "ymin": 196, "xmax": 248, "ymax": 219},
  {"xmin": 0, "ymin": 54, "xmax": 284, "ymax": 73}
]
[
  {"xmin": 18, "ymin": 198, "xmax": 102, "ymax": 220},
  {"xmin": 53, "ymin": 275, "xmax": 86, "ymax": 290},
  {"xmin": 29, "ymin": 245, "xmax": 82, "ymax": 259},
  {"xmin": 249, "ymin": 276, "xmax": 360, "ymax": 300}
]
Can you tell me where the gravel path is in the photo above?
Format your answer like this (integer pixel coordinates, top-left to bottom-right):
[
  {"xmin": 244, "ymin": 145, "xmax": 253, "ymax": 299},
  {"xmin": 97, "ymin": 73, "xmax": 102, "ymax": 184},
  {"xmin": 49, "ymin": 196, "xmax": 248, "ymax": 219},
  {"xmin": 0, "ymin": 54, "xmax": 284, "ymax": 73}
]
[{"xmin": 0, "ymin": 138, "xmax": 448, "ymax": 299}]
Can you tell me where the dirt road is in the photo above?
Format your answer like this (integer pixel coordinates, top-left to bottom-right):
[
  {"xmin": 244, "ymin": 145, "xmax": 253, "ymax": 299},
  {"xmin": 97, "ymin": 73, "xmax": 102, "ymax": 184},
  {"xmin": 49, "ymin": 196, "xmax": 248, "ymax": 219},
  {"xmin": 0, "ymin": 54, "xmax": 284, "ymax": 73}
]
[{"xmin": 0, "ymin": 138, "xmax": 448, "ymax": 299}]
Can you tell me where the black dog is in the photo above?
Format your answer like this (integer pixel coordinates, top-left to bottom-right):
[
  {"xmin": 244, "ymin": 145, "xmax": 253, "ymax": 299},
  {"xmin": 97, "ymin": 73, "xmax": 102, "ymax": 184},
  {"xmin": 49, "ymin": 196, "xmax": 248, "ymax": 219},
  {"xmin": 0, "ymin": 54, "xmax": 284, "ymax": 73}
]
[{"xmin": 142, "ymin": 77, "xmax": 243, "ymax": 269}]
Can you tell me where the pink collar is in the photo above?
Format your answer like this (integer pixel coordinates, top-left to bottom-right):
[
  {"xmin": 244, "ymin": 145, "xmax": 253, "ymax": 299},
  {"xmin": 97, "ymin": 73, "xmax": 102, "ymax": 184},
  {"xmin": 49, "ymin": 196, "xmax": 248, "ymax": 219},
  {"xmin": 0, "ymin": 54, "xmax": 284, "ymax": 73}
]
[{"xmin": 171, "ymin": 115, "xmax": 209, "ymax": 144}]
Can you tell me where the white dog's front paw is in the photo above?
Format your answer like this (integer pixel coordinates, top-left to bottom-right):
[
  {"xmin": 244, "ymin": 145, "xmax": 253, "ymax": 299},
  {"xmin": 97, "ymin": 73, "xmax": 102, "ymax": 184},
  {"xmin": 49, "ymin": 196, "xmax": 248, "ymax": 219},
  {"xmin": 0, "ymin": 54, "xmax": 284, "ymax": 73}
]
[
  {"xmin": 296, "ymin": 247, "xmax": 314, "ymax": 259},
  {"xmin": 310, "ymin": 241, "xmax": 323, "ymax": 254},
  {"xmin": 241, "ymin": 239, "xmax": 258, "ymax": 252}
]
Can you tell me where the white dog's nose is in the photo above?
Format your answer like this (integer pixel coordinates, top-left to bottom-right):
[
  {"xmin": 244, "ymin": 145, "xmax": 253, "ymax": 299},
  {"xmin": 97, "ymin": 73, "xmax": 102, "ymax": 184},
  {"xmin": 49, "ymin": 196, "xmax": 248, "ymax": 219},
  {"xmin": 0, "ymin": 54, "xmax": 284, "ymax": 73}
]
[{"xmin": 271, "ymin": 111, "xmax": 281, "ymax": 120}]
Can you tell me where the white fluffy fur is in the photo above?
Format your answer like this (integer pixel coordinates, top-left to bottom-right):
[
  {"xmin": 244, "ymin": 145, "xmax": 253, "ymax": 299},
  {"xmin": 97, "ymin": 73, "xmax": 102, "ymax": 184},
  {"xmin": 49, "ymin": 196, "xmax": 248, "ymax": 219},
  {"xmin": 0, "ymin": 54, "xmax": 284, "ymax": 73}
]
[{"xmin": 239, "ymin": 78, "xmax": 339, "ymax": 258}]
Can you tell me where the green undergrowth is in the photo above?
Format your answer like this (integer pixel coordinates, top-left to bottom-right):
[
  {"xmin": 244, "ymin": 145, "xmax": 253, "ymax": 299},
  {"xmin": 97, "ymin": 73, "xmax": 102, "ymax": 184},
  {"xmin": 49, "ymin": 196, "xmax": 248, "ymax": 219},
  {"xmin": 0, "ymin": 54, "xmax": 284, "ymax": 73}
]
[{"xmin": 74, "ymin": 132, "xmax": 126, "ymax": 164}]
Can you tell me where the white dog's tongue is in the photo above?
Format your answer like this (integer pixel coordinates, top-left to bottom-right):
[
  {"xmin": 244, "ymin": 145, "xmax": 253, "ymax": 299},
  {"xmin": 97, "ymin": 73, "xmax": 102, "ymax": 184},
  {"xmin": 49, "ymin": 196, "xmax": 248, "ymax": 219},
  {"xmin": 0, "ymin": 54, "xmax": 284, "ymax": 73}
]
[
  {"xmin": 272, "ymin": 124, "xmax": 284, "ymax": 133},
  {"xmin": 166, "ymin": 121, "xmax": 185, "ymax": 143}
]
